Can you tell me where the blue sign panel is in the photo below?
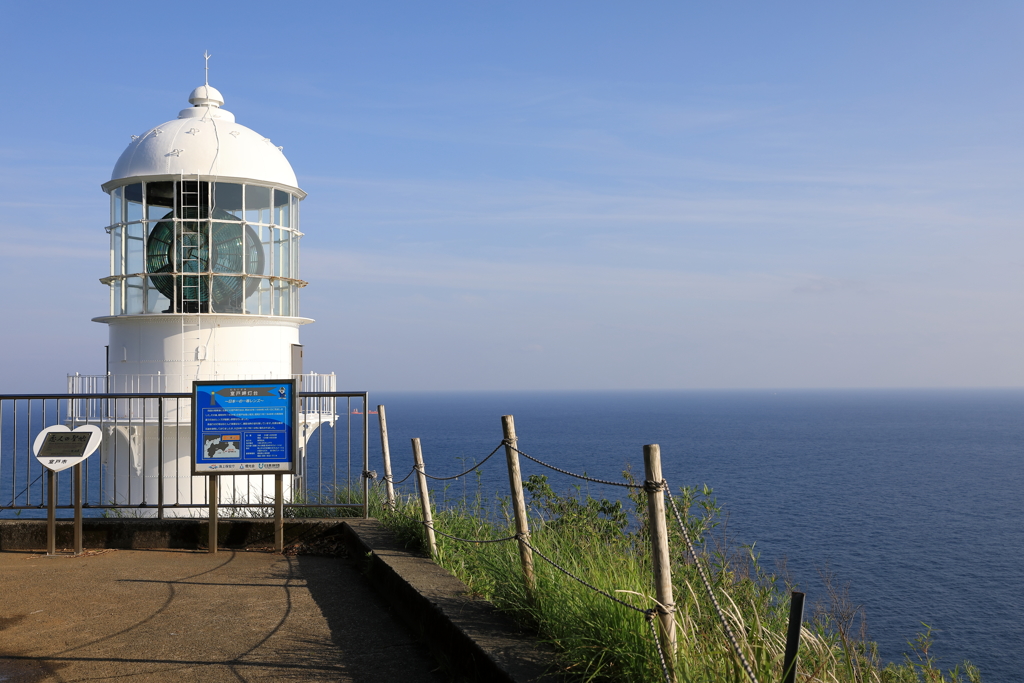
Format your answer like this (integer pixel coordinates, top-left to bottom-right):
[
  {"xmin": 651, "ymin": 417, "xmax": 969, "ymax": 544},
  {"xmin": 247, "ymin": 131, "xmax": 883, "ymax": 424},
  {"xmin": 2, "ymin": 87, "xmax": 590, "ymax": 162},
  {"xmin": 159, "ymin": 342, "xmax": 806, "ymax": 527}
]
[{"xmin": 192, "ymin": 380, "xmax": 297, "ymax": 475}]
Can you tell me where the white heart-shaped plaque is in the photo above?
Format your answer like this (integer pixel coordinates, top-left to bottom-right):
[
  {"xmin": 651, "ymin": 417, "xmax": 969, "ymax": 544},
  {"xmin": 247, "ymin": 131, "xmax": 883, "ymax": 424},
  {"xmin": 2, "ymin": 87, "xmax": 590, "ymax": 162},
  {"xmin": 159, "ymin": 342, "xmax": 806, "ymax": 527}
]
[{"xmin": 33, "ymin": 425, "xmax": 102, "ymax": 472}]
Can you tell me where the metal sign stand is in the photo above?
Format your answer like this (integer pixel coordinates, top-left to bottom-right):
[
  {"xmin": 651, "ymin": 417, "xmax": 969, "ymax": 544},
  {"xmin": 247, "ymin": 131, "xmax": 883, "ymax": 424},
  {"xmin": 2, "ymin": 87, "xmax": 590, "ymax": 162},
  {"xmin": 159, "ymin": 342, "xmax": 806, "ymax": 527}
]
[
  {"xmin": 44, "ymin": 467, "xmax": 82, "ymax": 557},
  {"xmin": 36, "ymin": 428, "xmax": 100, "ymax": 558},
  {"xmin": 73, "ymin": 464, "xmax": 83, "ymax": 555},
  {"xmin": 275, "ymin": 474, "xmax": 284, "ymax": 553},
  {"xmin": 208, "ymin": 474, "xmax": 219, "ymax": 554},
  {"xmin": 46, "ymin": 471, "xmax": 57, "ymax": 556}
]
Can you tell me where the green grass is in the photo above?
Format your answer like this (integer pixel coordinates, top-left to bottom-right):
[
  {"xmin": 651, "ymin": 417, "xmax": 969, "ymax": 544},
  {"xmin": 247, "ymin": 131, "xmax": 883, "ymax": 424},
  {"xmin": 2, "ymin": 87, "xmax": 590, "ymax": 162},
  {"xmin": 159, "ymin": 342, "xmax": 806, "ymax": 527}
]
[{"xmin": 368, "ymin": 475, "xmax": 983, "ymax": 683}]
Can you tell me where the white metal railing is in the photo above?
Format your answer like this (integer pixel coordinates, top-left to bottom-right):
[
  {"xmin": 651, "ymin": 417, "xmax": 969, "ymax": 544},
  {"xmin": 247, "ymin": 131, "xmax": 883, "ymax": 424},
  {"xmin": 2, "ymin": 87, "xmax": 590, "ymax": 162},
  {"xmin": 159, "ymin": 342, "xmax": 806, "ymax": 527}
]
[
  {"xmin": 67, "ymin": 372, "xmax": 336, "ymax": 395},
  {"xmin": 1, "ymin": 388, "xmax": 367, "ymax": 517}
]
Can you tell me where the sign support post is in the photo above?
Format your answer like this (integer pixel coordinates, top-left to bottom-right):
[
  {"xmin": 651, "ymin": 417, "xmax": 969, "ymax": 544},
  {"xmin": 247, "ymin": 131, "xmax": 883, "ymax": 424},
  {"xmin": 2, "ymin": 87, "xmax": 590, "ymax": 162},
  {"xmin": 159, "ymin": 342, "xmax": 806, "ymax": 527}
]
[
  {"xmin": 209, "ymin": 475, "xmax": 219, "ymax": 554},
  {"xmin": 275, "ymin": 474, "xmax": 284, "ymax": 552},
  {"xmin": 73, "ymin": 464, "xmax": 83, "ymax": 555},
  {"xmin": 46, "ymin": 471, "xmax": 56, "ymax": 556}
]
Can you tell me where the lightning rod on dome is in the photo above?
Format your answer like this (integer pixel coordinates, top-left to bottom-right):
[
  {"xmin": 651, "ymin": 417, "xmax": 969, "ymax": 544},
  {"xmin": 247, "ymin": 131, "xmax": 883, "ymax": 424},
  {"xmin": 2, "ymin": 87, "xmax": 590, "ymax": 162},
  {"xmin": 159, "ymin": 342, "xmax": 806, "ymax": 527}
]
[{"xmin": 203, "ymin": 50, "xmax": 211, "ymax": 86}]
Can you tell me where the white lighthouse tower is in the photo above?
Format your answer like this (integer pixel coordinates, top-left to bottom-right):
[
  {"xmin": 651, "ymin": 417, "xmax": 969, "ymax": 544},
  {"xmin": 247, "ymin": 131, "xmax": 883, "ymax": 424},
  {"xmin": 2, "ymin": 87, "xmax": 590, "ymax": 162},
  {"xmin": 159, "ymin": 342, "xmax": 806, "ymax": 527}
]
[{"xmin": 87, "ymin": 75, "xmax": 333, "ymax": 512}]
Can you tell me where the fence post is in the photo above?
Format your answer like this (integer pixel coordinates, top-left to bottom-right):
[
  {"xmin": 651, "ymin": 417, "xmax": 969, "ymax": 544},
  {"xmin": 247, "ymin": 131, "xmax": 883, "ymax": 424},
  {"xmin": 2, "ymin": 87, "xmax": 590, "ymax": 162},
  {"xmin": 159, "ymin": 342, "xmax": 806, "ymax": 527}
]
[
  {"xmin": 378, "ymin": 405, "xmax": 395, "ymax": 510},
  {"xmin": 782, "ymin": 591, "xmax": 805, "ymax": 683},
  {"xmin": 644, "ymin": 444, "xmax": 676, "ymax": 673},
  {"xmin": 502, "ymin": 415, "xmax": 536, "ymax": 598},
  {"xmin": 411, "ymin": 438, "xmax": 437, "ymax": 557},
  {"xmin": 157, "ymin": 398, "xmax": 164, "ymax": 520},
  {"xmin": 362, "ymin": 397, "xmax": 370, "ymax": 519}
]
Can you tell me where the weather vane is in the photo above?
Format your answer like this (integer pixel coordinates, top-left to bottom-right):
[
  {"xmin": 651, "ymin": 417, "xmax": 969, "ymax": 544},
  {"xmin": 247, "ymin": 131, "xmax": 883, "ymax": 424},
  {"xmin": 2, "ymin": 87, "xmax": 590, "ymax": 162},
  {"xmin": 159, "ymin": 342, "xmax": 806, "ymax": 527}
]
[{"xmin": 203, "ymin": 50, "xmax": 211, "ymax": 86}]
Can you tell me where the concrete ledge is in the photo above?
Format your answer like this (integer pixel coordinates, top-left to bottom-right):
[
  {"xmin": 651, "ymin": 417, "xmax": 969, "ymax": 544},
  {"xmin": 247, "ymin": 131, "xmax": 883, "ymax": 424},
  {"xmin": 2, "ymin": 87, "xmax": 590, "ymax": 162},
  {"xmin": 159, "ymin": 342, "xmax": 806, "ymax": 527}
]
[
  {"xmin": 0, "ymin": 518, "xmax": 345, "ymax": 550},
  {"xmin": 339, "ymin": 519, "xmax": 558, "ymax": 683}
]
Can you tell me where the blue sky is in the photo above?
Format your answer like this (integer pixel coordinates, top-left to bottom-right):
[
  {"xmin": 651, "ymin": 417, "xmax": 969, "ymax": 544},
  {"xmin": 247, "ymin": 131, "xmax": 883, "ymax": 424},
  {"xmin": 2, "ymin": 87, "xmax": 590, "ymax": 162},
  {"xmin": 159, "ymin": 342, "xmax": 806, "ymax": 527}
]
[{"xmin": 2, "ymin": 2, "xmax": 1022, "ymax": 391}]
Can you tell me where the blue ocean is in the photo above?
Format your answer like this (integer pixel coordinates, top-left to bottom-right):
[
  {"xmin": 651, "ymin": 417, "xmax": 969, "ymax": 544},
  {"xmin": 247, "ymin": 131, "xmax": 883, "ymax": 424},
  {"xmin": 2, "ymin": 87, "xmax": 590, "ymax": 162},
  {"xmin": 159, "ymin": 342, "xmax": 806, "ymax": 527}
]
[{"xmin": 373, "ymin": 389, "xmax": 1023, "ymax": 682}]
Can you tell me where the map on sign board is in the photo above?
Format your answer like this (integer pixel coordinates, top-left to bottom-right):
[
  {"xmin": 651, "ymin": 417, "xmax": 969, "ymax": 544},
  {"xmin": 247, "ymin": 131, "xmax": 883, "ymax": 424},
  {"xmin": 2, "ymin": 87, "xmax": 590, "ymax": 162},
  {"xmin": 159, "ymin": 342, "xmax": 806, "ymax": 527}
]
[{"xmin": 192, "ymin": 380, "xmax": 296, "ymax": 475}]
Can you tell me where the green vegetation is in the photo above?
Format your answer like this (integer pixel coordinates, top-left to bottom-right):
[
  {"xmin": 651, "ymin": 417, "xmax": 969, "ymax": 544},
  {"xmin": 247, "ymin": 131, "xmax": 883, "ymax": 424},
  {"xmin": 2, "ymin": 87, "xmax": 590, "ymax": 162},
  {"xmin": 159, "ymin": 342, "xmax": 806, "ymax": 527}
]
[{"xmin": 370, "ymin": 474, "xmax": 982, "ymax": 683}]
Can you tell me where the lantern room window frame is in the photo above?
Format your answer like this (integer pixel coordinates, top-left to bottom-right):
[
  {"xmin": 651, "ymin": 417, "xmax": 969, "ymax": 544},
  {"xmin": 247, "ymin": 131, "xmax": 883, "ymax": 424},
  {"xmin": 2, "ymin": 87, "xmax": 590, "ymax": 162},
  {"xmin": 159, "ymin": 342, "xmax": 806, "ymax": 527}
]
[{"xmin": 102, "ymin": 176, "xmax": 305, "ymax": 317}]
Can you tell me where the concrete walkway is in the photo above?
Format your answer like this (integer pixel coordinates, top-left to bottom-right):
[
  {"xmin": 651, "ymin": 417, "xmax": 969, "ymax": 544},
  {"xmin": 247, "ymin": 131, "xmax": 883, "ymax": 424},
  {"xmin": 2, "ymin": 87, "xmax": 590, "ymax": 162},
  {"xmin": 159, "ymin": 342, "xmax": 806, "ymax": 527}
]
[{"xmin": 0, "ymin": 548, "xmax": 446, "ymax": 682}]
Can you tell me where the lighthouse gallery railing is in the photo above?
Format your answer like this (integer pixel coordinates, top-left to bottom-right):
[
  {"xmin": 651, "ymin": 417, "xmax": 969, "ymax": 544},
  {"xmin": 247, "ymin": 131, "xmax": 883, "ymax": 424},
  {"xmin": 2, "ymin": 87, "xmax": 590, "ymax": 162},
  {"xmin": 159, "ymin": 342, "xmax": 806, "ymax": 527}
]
[{"xmin": 0, "ymin": 389, "xmax": 370, "ymax": 519}]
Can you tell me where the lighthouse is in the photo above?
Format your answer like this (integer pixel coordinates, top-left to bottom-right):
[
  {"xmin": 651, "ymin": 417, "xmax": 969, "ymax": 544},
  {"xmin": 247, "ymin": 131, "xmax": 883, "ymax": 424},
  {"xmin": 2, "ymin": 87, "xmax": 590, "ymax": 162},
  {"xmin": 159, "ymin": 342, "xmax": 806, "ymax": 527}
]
[{"xmin": 86, "ymin": 78, "xmax": 335, "ymax": 512}]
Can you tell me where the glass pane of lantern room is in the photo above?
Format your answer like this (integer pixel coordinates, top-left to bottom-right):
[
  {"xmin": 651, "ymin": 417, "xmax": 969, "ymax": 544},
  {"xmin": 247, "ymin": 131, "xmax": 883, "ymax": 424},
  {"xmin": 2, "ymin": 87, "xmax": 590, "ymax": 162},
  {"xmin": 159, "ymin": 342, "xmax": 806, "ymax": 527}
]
[
  {"xmin": 276, "ymin": 282, "xmax": 291, "ymax": 316},
  {"xmin": 245, "ymin": 185, "xmax": 271, "ymax": 225},
  {"xmin": 146, "ymin": 181, "xmax": 175, "ymax": 220},
  {"xmin": 244, "ymin": 277, "xmax": 259, "ymax": 315},
  {"xmin": 259, "ymin": 278, "xmax": 272, "ymax": 315},
  {"xmin": 278, "ymin": 229, "xmax": 291, "ymax": 278},
  {"xmin": 146, "ymin": 285, "xmax": 170, "ymax": 314},
  {"xmin": 274, "ymin": 190, "xmax": 290, "ymax": 227},
  {"xmin": 210, "ymin": 274, "xmax": 244, "ymax": 314},
  {"xmin": 126, "ymin": 224, "xmax": 145, "ymax": 274},
  {"xmin": 258, "ymin": 225, "xmax": 273, "ymax": 276},
  {"xmin": 213, "ymin": 183, "xmax": 243, "ymax": 219},
  {"xmin": 112, "ymin": 280, "xmax": 123, "ymax": 316},
  {"xmin": 126, "ymin": 277, "xmax": 144, "ymax": 314},
  {"xmin": 111, "ymin": 187, "xmax": 122, "ymax": 226},
  {"xmin": 110, "ymin": 225, "xmax": 123, "ymax": 276},
  {"xmin": 125, "ymin": 184, "xmax": 143, "ymax": 222}
]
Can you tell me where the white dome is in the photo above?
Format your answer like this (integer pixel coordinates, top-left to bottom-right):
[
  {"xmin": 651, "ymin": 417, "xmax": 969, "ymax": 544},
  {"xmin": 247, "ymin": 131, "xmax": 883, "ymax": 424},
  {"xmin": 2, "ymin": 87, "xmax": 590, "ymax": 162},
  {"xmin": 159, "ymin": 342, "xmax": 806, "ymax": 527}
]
[
  {"xmin": 188, "ymin": 85, "xmax": 224, "ymax": 108},
  {"xmin": 107, "ymin": 86, "xmax": 300, "ymax": 191}
]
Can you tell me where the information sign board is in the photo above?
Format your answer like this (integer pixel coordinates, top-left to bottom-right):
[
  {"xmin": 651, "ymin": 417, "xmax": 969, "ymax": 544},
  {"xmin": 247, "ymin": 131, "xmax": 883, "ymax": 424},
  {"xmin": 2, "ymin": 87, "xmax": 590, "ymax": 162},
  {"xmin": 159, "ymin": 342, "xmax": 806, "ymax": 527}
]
[
  {"xmin": 192, "ymin": 380, "xmax": 297, "ymax": 475},
  {"xmin": 32, "ymin": 425, "xmax": 102, "ymax": 472}
]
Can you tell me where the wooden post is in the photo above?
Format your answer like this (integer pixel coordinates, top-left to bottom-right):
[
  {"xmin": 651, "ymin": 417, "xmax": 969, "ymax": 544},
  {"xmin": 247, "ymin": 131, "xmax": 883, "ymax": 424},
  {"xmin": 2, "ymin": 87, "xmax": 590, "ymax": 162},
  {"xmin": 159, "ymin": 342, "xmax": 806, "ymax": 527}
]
[
  {"xmin": 46, "ymin": 470, "xmax": 56, "ymax": 557},
  {"xmin": 73, "ymin": 464, "xmax": 83, "ymax": 555},
  {"xmin": 502, "ymin": 415, "xmax": 536, "ymax": 597},
  {"xmin": 782, "ymin": 591, "xmax": 805, "ymax": 683},
  {"xmin": 274, "ymin": 473, "xmax": 284, "ymax": 553},
  {"xmin": 644, "ymin": 444, "xmax": 676, "ymax": 674},
  {"xmin": 208, "ymin": 474, "xmax": 218, "ymax": 554},
  {"xmin": 411, "ymin": 438, "xmax": 437, "ymax": 557},
  {"xmin": 378, "ymin": 405, "xmax": 395, "ymax": 510}
]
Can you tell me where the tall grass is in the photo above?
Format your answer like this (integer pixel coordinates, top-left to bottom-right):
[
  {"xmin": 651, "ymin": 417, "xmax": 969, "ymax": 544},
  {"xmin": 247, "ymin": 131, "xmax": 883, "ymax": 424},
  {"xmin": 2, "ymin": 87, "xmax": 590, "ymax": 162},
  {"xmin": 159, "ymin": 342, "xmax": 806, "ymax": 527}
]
[{"xmin": 369, "ymin": 475, "xmax": 982, "ymax": 683}]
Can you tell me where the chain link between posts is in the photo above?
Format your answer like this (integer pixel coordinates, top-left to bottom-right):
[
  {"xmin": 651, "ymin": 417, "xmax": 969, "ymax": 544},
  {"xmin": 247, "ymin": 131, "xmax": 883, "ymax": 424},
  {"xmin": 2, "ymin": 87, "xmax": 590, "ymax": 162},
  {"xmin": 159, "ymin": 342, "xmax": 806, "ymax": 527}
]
[
  {"xmin": 504, "ymin": 442, "xmax": 639, "ymax": 489},
  {"xmin": 422, "ymin": 521, "xmax": 519, "ymax": 545},
  {"xmin": 389, "ymin": 440, "xmax": 506, "ymax": 487},
  {"xmin": 665, "ymin": 486, "xmax": 760, "ymax": 683},
  {"xmin": 421, "ymin": 442, "xmax": 505, "ymax": 481}
]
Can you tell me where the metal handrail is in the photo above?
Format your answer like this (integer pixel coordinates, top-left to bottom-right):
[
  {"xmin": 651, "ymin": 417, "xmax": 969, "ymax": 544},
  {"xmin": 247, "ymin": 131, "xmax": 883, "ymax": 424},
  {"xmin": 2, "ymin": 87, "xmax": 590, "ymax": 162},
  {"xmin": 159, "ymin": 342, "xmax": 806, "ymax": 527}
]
[{"xmin": 0, "ymin": 390, "xmax": 370, "ymax": 518}]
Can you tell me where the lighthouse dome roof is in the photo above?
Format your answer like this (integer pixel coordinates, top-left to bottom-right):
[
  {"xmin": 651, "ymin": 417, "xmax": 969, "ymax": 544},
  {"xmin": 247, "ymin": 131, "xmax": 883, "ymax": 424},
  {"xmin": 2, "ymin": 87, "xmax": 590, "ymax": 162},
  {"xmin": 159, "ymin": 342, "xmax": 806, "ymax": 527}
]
[{"xmin": 106, "ymin": 85, "xmax": 300, "ymax": 192}]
